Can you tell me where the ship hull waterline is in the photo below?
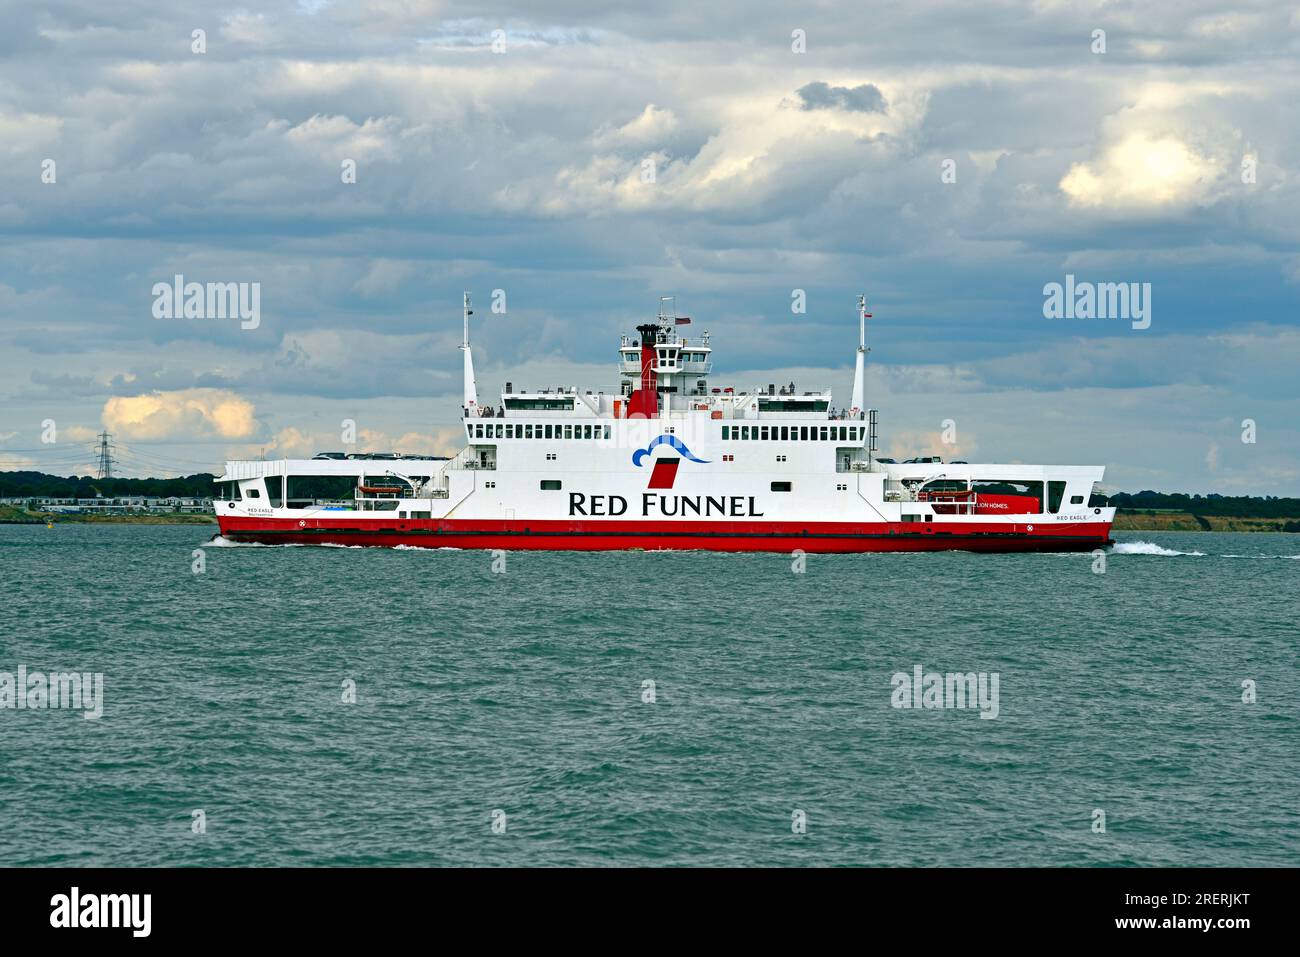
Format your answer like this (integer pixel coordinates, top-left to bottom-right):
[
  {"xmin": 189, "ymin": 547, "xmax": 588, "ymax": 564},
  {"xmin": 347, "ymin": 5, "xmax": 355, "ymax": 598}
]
[{"xmin": 216, "ymin": 517, "xmax": 1113, "ymax": 553}]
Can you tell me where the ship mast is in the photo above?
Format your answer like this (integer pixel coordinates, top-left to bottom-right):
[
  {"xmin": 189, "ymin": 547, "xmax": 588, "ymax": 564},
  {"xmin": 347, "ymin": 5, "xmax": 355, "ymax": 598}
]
[
  {"xmin": 850, "ymin": 294, "xmax": 871, "ymax": 420},
  {"xmin": 461, "ymin": 291, "xmax": 478, "ymax": 413}
]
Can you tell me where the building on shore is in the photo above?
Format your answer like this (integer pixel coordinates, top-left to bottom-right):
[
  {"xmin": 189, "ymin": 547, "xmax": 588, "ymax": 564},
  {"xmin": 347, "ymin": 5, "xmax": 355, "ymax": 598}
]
[{"xmin": 0, "ymin": 496, "xmax": 212, "ymax": 515}]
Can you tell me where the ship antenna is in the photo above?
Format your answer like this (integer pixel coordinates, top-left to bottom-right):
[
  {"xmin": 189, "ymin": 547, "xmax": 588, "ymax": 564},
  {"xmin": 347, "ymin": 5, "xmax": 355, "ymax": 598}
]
[
  {"xmin": 461, "ymin": 291, "xmax": 478, "ymax": 414},
  {"xmin": 850, "ymin": 294, "xmax": 871, "ymax": 420}
]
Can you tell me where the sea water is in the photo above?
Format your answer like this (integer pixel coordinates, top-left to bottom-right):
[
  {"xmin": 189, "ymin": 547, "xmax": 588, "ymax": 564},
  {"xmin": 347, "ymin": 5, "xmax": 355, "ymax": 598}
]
[{"xmin": 1, "ymin": 525, "xmax": 1295, "ymax": 866}]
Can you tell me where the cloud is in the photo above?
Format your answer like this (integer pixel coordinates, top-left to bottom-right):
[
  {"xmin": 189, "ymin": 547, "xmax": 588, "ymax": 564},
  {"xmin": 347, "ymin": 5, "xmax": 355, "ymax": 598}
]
[
  {"xmin": 885, "ymin": 429, "xmax": 978, "ymax": 463},
  {"xmin": 102, "ymin": 389, "xmax": 258, "ymax": 441},
  {"xmin": 796, "ymin": 81, "xmax": 886, "ymax": 113},
  {"xmin": 352, "ymin": 258, "xmax": 417, "ymax": 298},
  {"xmin": 592, "ymin": 104, "xmax": 679, "ymax": 148},
  {"xmin": 262, "ymin": 425, "xmax": 460, "ymax": 459},
  {"xmin": 0, "ymin": 111, "xmax": 62, "ymax": 157},
  {"xmin": 1060, "ymin": 132, "xmax": 1219, "ymax": 209},
  {"xmin": 62, "ymin": 425, "xmax": 99, "ymax": 443}
]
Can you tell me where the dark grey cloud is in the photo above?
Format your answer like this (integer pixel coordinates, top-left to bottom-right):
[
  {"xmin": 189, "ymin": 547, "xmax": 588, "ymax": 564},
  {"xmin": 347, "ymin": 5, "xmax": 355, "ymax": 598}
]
[{"xmin": 796, "ymin": 81, "xmax": 886, "ymax": 114}]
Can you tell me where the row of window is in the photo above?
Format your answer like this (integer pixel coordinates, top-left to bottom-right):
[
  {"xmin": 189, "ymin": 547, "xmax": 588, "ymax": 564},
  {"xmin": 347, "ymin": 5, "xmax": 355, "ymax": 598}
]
[
  {"xmin": 468, "ymin": 422, "xmax": 864, "ymax": 443},
  {"xmin": 621, "ymin": 351, "xmax": 710, "ymax": 363},
  {"xmin": 470, "ymin": 423, "xmax": 613, "ymax": 441},
  {"xmin": 722, "ymin": 425, "xmax": 861, "ymax": 442}
]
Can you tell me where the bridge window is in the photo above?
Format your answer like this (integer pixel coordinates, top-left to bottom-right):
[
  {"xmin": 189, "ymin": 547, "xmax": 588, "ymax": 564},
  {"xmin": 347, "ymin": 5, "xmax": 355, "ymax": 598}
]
[
  {"xmin": 757, "ymin": 398, "xmax": 829, "ymax": 413},
  {"xmin": 287, "ymin": 475, "xmax": 355, "ymax": 507},
  {"xmin": 504, "ymin": 396, "xmax": 576, "ymax": 411},
  {"xmin": 1047, "ymin": 480, "xmax": 1067, "ymax": 513}
]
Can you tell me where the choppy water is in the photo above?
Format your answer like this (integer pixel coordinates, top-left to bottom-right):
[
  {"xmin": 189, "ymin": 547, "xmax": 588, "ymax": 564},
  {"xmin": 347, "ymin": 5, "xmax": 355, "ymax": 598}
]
[{"xmin": 1, "ymin": 524, "xmax": 1296, "ymax": 866}]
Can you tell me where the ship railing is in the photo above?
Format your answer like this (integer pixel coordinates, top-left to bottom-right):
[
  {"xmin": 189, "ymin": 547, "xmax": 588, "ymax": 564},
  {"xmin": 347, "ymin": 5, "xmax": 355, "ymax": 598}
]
[{"xmin": 354, "ymin": 500, "xmax": 402, "ymax": 512}]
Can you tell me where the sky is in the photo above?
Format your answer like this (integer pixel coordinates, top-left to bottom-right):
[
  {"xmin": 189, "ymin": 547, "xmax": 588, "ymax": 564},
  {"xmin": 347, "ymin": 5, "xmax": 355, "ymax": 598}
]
[{"xmin": 0, "ymin": 0, "xmax": 1297, "ymax": 493}]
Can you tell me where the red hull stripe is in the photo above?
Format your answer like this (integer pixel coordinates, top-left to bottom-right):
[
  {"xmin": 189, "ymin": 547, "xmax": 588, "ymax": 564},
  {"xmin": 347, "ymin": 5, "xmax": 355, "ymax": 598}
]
[{"xmin": 217, "ymin": 517, "xmax": 1112, "ymax": 553}]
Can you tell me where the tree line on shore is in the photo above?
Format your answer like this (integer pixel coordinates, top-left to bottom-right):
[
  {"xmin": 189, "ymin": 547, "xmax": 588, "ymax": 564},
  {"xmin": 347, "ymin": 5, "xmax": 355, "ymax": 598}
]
[
  {"xmin": 1095, "ymin": 489, "xmax": 1300, "ymax": 518},
  {"xmin": 0, "ymin": 470, "xmax": 216, "ymax": 499}
]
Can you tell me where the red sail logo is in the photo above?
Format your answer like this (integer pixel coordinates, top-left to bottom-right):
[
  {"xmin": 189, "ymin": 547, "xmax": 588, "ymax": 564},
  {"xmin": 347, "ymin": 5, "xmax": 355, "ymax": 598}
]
[{"xmin": 647, "ymin": 459, "xmax": 680, "ymax": 489}]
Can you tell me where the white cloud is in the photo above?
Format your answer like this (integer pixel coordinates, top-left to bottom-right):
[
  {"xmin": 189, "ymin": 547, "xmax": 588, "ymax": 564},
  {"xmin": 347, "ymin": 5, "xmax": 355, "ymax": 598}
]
[
  {"xmin": 263, "ymin": 425, "xmax": 460, "ymax": 459},
  {"xmin": 102, "ymin": 389, "xmax": 258, "ymax": 441},
  {"xmin": 592, "ymin": 104, "xmax": 679, "ymax": 148},
  {"xmin": 0, "ymin": 111, "xmax": 62, "ymax": 157},
  {"xmin": 1060, "ymin": 132, "xmax": 1219, "ymax": 209}
]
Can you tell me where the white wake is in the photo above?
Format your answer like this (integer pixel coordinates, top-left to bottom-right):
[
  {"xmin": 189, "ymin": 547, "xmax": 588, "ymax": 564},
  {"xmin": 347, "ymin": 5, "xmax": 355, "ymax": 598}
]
[{"xmin": 1110, "ymin": 541, "xmax": 1206, "ymax": 557}]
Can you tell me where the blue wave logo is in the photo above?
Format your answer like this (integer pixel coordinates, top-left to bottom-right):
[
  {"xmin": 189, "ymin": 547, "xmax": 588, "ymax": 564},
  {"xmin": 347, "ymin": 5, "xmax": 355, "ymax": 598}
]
[{"xmin": 632, "ymin": 434, "xmax": 710, "ymax": 467}]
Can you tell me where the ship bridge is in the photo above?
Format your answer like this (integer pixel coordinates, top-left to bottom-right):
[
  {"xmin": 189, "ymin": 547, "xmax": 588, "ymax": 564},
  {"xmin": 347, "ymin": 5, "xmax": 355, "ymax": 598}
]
[{"xmin": 466, "ymin": 296, "xmax": 855, "ymax": 425}]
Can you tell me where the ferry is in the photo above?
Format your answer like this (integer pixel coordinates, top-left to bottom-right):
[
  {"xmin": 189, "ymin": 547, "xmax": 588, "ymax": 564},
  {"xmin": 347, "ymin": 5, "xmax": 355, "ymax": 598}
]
[{"xmin": 214, "ymin": 295, "xmax": 1115, "ymax": 552}]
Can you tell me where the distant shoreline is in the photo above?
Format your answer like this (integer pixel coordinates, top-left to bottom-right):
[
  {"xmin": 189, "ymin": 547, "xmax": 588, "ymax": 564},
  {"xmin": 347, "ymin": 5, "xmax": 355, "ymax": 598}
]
[
  {"xmin": 1111, "ymin": 511, "xmax": 1300, "ymax": 533},
  {"xmin": 0, "ymin": 509, "xmax": 216, "ymax": 525}
]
